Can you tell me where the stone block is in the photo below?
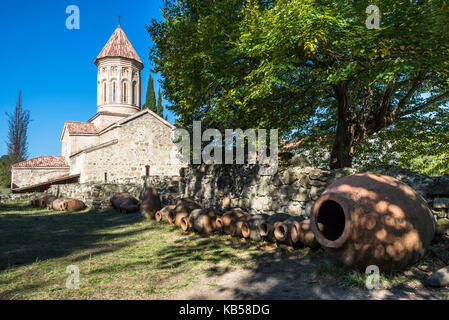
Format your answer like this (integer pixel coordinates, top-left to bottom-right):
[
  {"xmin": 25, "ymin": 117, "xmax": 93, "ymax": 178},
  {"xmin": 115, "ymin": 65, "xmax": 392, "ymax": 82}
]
[
  {"xmin": 436, "ymin": 218, "xmax": 449, "ymax": 235},
  {"xmin": 250, "ymin": 196, "xmax": 271, "ymax": 212},
  {"xmin": 434, "ymin": 198, "xmax": 449, "ymax": 210},
  {"xmin": 289, "ymin": 187, "xmax": 308, "ymax": 201}
]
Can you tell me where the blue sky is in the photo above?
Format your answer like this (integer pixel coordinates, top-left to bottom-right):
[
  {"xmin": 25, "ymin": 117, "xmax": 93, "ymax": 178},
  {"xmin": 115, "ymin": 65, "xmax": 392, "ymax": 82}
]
[{"xmin": 0, "ymin": 0, "xmax": 170, "ymax": 158}]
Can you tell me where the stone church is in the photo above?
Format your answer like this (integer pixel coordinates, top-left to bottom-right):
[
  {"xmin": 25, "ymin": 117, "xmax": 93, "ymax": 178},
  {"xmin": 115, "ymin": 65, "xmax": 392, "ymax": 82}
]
[{"xmin": 11, "ymin": 24, "xmax": 184, "ymax": 191}]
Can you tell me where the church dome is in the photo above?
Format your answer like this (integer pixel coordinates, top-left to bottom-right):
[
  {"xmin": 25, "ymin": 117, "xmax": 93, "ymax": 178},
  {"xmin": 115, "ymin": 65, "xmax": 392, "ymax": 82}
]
[
  {"xmin": 95, "ymin": 25, "xmax": 143, "ymax": 66},
  {"xmin": 95, "ymin": 23, "xmax": 144, "ymax": 117}
]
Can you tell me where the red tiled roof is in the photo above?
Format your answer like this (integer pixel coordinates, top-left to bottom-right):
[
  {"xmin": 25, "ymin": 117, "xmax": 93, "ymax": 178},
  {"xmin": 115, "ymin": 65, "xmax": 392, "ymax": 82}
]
[
  {"xmin": 12, "ymin": 156, "xmax": 69, "ymax": 168},
  {"xmin": 65, "ymin": 121, "xmax": 98, "ymax": 135},
  {"xmin": 95, "ymin": 26, "xmax": 142, "ymax": 65}
]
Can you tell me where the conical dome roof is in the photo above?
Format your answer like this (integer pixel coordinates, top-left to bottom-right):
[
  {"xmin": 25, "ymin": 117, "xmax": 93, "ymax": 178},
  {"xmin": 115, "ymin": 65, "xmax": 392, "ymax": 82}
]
[{"xmin": 95, "ymin": 25, "xmax": 143, "ymax": 66}]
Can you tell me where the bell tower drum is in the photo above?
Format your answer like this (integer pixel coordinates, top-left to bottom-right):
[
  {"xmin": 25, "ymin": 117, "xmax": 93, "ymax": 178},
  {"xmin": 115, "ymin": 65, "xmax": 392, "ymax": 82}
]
[{"xmin": 94, "ymin": 22, "xmax": 144, "ymax": 116}]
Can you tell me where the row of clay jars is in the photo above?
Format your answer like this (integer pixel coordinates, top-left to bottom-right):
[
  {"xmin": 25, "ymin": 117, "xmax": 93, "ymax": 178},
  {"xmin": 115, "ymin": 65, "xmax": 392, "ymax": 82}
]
[
  {"xmin": 31, "ymin": 194, "xmax": 86, "ymax": 213},
  {"xmin": 152, "ymin": 198, "xmax": 319, "ymax": 249}
]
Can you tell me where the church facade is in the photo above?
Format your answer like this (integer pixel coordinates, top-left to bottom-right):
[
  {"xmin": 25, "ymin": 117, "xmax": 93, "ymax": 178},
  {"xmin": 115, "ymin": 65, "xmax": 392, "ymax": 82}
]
[{"xmin": 11, "ymin": 24, "xmax": 184, "ymax": 191}]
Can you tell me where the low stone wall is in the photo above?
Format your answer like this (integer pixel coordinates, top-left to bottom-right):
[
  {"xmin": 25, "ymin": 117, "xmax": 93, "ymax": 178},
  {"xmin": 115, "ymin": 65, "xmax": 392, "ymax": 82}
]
[
  {"xmin": 142, "ymin": 176, "xmax": 180, "ymax": 206},
  {"xmin": 180, "ymin": 164, "xmax": 449, "ymax": 221},
  {"xmin": 47, "ymin": 176, "xmax": 180, "ymax": 210},
  {"xmin": 48, "ymin": 182, "xmax": 141, "ymax": 210},
  {"xmin": 0, "ymin": 192, "xmax": 43, "ymax": 203},
  {"xmin": 35, "ymin": 164, "xmax": 449, "ymax": 225}
]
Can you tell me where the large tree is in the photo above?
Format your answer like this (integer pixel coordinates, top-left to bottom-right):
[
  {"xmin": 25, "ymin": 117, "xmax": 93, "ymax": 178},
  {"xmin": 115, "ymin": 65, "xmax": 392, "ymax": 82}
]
[
  {"xmin": 6, "ymin": 90, "xmax": 31, "ymax": 166},
  {"xmin": 148, "ymin": 0, "xmax": 449, "ymax": 169},
  {"xmin": 143, "ymin": 73, "xmax": 157, "ymax": 112}
]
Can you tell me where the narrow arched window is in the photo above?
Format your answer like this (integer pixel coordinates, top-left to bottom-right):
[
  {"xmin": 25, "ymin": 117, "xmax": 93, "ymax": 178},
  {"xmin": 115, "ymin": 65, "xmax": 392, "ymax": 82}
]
[
  {"xmin": 145, "ymin": 165, "xmax": 150, "ymax": 177},
  {"xmin": 112, "ymin": 82, "xmax": 116, "ymax": 103},
  {"xmin": 123, "ymin": 83, "xmax": 128, "ymax": 103},
  {"xmin": 132, "ymin": 81, "xmax": 137, "ymax": 105},
  {"xmin": 103, "ymin": 83, "xmax": 107, "ymax": 103}
]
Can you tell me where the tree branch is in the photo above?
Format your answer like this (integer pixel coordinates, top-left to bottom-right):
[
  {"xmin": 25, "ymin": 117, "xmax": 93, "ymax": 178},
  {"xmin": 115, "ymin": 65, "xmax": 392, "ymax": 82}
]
[
  {"xmin": 391, "ymin": 72, "xmax": 427, "ymax": 118},
  {"xmin": 399, "ymin": 91, "xmax": 449, "ymax": 117},
  {"xmin": 377, "ymin": 79, "xmax": 396, "ymax": 127}
]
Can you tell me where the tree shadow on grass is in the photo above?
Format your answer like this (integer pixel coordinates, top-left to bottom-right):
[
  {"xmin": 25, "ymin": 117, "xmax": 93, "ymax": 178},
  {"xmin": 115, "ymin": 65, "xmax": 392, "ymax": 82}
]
[
  {"xmin": 152, "ymin": 233, "xmax": 273, "ymax": 273},
  {"xmin": 222, "ymin": 254, "xmax": 442, "ymax": 300},
  {"xmin": 172, "ymin": 247, "xmax": 443, "ymax": 300},
  {"xmin": 0, "ymin": 202, "xmax": 149, "ymax": 272}
]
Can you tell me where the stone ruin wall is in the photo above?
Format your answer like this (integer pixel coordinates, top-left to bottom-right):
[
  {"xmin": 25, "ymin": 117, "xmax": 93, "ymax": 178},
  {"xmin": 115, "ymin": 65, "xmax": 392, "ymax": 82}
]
[
  {"xmin": 46, "ymin": 176, "xmax": 180, "ymax": 210},
  {"xmin": 29, "ymin": 164, "xmax": 449, "ymax": 227},
  {"xmin": 180, "ymin": 164, "xmax": 449, "ymax": 223}
]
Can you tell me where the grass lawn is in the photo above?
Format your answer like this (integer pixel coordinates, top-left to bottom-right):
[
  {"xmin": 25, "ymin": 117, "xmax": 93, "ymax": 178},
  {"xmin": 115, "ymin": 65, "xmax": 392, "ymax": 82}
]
[
  {"xmin": 0, "ymin": 200, "xmax": 447, "ymax": 300},
  {"xmin": 0, "ymin": 187, "xmax": 10, "ymax": 194},
  {"xmin": 0, "ymin": 200, "xmax": 278, "ymax": 300}
]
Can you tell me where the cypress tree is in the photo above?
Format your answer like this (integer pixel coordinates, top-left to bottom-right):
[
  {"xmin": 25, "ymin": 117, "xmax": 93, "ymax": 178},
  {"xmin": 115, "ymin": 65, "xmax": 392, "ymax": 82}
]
[
  {"xmin": 143, "ymin": 73, "xmax": 157, "ymax": 112},
  {"xmin": 6, "ymin": 90, "xmax": 30, "ymax": 165},
  {"xmin": 156, "ymin": 88, "xmax": 164, "ymax": 117}
]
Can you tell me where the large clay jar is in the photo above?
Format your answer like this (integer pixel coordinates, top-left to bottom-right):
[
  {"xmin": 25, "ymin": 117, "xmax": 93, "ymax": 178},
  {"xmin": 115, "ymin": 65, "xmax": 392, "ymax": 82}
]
[
  {"xmin": 215, "ymin": 209, "xmax": 245, "ymax": 235},
  {"xmin": 188, "ymin": 208, "xmax": 220, "ymax": 234},
  {"xmin": 67, "ymin": 199, "xmax": 87, "ymax": 212},
  {"xmin": 37, "ymin": 194, "xmax": 52, "ymax": 208},
  {"xmin": 110, "ymin": 193, "xmax": 131, "ymax": 210},
  {"xmin": 234, "ymin": 214, "xmax": 254, "ymax": 238},
  {"xmin": 155, "ymin": 205, "xmax": 175, "ymax": 222},
  {"xmin": 259, "ymin": 213, "xmax": 291, "ymax": 242},
  {"xmin": 310, "ymin": 174, "xmax": 436, "ymax": 272},
  {"xmin": 241, "ymin": 214, "xmax": 269, "ymax": 241},
  {"xmin": 52, "ymin": 199, "xmax": 67, "ymax": 211},
  {"xmin": 274, "ymin": 216, "xmax": 305, "ymax": 247},
  {"xmin": 140, "ymin": 187, "xmax": 162, "ymax": 221},
  {"xmin": 168, "ymin": 201, "xmax": 202, "ymax": 226},
  {"xmin": 44, "ymin": 196, "xmax": 58, "ymax": 209},
  {"xmin": 290, "ymin": 219, "xmax": 320, "ymax": 249}
]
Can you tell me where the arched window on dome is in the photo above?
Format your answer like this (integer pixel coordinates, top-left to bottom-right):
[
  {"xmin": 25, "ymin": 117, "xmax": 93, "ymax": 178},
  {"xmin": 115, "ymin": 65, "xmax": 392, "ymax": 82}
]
[
  {"xmin": 132, "ymin": 81, "xmax": 137, "ymax": 105},
  {"xmin": 123, "ymin": 82, "xmax": 128, "ymax": 103},
  {"xmin": 103, "ymin": 82, "xmax": 107, "ymax": 104},
  {"xmin": 112, "ymin": 82, "xmax": 116, "ymax": 103}
]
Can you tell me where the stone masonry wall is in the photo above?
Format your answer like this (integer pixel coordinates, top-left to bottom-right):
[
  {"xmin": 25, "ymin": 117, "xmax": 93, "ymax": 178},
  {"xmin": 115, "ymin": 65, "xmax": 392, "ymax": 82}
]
[
  {"xmin": 41, "ymin": 164, "xmax": 448, "ymax": 226},
  {"xmin": 180, "ymin": 164, "xmax": 449, "ymax": 221},
  {"xmin": 48, "ymin": 176, "xmax": 180, "ymax": 210},
  {"xmin": 79, "ymin": 112, "xmax": 184, "ymax": 184},
  {"xmin": 0, "ymin": 192, "xmax": 44, "ymax": 203}
]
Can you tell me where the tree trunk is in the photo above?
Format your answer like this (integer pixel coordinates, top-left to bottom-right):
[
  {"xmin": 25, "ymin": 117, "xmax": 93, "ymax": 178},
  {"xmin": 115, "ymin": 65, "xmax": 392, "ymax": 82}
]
[
  {"xmin": 329, "ymin": 126, "xmax": 356, "ymax": 169},
  {"xmin": 329, "ymin": 84, "xmax": 358, "ymax": 169}
]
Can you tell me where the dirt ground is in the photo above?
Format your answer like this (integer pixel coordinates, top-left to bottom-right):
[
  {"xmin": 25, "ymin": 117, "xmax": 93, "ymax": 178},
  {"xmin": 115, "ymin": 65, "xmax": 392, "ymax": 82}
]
[{"xmin": 167, "ymin": 252, "xmax": 446, "ymax": 300}]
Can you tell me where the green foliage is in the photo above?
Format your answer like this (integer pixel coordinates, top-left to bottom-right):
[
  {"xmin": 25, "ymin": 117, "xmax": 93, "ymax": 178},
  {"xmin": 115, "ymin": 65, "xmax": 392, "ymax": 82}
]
[
  {"xmin": 148, "ymin": 0, "xmax": 449, "ymax": 171},
  {"xmin": 394, "ymin": 115, "xmax": 449, "ymax": 176},
  {"xmin": 143, "ymin": 73, "xmax": 157, "ymax": 113},
  {"xmin": 0, "ymin": 155, "xmax": 11, "ymax": 188},
  {"xmin": 352, "ymin": 114, "xmax": 449, "ymax": 176}
]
